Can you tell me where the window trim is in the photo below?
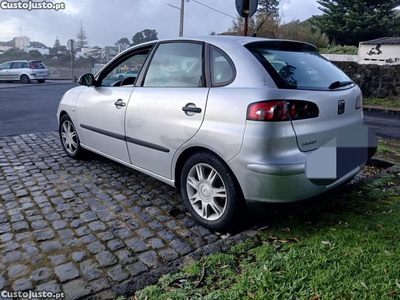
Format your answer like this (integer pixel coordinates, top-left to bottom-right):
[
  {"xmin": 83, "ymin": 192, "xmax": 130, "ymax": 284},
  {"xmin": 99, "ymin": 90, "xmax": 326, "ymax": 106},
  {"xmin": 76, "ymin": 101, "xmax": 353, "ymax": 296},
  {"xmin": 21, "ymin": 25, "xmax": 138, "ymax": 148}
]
[
  {"xmin": 209, "ymin": 45, "xmax": 236, "ymax": 87},
  {"xmin": 95, "ymin": 43, "xmax": 155, "ymax": 87},
  {"xmin": 139, "ymin": 40, "xmax": 207, "ymax": 88},
  {"xmin": 0, "ymin": 62, "xmax": 12, "ymax": 70},
  {"xmin": 11, "ymin": 62, "xmax": 24, "ymax": 69}
]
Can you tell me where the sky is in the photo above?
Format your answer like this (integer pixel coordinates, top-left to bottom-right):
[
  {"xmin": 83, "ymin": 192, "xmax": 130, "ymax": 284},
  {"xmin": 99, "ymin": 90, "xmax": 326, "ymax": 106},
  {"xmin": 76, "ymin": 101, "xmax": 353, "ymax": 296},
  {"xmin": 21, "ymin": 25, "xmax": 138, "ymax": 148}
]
[{"xmin": 0, "ymin": 0, "xmax": 322, "ymax": 47}]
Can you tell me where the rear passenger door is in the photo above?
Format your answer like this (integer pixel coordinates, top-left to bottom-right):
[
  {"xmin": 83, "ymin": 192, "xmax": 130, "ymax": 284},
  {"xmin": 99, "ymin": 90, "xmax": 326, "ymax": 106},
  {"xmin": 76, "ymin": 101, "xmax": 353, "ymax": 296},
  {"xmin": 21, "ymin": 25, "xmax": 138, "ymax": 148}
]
[
  {"xmin": 125, "ymin": 41, "xmax": 209, "ymax": 179},
  {"xmin": 9, "ymin": 62, "xmax": 27, "ymax": 80}
]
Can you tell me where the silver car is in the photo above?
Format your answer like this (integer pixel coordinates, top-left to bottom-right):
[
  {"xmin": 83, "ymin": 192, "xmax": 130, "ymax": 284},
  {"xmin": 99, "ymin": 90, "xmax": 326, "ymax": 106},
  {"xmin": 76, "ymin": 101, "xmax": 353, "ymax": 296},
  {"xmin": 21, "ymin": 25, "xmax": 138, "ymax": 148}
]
[
  {"xmin": 0, "ymin": 60, "xmax": 50, "ymax": 83},
  {"xmin": 57, "ymin": 36, "xmax": 375, "ymax": 230}
]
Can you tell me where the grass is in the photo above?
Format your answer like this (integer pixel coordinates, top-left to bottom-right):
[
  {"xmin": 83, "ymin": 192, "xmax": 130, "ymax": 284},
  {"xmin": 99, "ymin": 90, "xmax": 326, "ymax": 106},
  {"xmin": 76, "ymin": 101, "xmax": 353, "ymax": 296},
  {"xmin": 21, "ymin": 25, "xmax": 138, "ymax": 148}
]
[
  {"xmin": 364, "ymin": 98, "xmax": 400, "ymax": 109},
  {"xmin": 131, "ymin": 170, "xmax": 400, "ymax": 300},
  {"xmin": 375, "ymin": 138, "xmax": 400, "ymax": 165}
]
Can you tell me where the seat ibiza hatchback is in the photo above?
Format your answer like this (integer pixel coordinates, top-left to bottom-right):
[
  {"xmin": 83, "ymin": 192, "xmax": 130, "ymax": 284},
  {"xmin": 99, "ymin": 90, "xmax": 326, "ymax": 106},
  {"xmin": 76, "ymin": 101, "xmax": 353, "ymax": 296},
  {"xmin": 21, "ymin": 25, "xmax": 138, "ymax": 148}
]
[{"xmin": 57, "ymin": 36, "xmax": 375, "ymax": 230}]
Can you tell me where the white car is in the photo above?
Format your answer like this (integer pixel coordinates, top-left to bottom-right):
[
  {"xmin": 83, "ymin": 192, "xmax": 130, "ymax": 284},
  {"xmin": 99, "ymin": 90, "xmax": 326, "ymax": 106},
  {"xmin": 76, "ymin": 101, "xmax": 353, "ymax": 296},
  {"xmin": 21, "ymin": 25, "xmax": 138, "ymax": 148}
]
[{"xmin": 0, "ymin": 60, "xmax": 50, "ymax": 83}]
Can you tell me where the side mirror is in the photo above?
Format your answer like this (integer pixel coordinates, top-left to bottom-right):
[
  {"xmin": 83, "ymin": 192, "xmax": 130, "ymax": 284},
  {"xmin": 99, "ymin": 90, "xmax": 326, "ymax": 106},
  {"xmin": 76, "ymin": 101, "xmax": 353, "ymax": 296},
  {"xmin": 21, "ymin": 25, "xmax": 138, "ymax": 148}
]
[{"xmin": 78, "ymin": 73, "xmax": 96, "ymax": 86}]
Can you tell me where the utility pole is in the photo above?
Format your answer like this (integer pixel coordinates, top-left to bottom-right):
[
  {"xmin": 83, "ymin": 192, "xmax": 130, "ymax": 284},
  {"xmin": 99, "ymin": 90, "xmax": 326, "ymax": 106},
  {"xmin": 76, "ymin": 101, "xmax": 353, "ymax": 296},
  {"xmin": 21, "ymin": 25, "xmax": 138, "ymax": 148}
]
[{"xmin": 179, "ymin": 0, "xmax": 185, "ymax": 37}]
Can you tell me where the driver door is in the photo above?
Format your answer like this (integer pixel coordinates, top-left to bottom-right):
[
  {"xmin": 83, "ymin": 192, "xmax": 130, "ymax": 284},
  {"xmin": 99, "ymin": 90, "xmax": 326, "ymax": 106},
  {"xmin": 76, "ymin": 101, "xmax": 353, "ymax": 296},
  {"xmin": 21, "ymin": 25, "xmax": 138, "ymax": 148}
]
[{"xmin": 76, "ymin": 46, "xmax": 153, "ymax": 163}]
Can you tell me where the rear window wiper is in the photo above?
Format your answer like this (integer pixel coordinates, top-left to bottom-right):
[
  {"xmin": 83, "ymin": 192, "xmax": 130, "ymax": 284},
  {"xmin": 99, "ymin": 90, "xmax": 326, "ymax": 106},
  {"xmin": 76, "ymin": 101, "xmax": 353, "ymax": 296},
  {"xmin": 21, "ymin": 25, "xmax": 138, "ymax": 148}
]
[{"xmin": 329, "ymin": 80, "xmax": 353, "ymax": 90}]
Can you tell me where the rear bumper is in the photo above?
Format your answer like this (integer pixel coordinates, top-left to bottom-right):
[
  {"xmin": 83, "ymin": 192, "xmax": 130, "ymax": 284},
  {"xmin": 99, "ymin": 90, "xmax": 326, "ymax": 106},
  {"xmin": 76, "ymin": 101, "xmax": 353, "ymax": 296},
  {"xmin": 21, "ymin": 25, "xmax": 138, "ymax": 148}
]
[
  {"xmin": 240, "ymin": 162, "xmax": 362, "ymax": 205},
  {"xmin": 29, "ymin": 74, "xmax": 50, "ymax": 80},
  {"xmin": 227, "ymin": 121, "xmax": 376, "ymax": 204}
]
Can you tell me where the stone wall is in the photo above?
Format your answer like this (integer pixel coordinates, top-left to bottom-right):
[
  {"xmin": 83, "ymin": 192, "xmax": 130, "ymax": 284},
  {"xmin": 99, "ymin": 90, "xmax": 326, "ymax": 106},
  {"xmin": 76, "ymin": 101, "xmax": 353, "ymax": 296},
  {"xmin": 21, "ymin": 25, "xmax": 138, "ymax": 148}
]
[{"xmin": 332, "ymin": 61, "xmax": 400, "ymax": 99}]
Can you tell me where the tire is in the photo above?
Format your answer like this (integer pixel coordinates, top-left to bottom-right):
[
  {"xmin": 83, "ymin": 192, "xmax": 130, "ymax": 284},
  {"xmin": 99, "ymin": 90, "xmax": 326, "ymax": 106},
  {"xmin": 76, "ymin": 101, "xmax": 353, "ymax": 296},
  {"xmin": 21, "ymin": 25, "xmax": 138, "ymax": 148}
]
[
  {"xmin": 37, "ymin": 79, "xmax": 45, "ymax": 83},
  {"xmin": 20, "ymin": 74, "xmax": 30, "ymax": 84},
  {"xmin": 59, "ymin": 115, "xmax": 87, "ymax": 159},
  {"xmin": 180, "ymin": 151, "xmax": 241, "ymax": 231}
]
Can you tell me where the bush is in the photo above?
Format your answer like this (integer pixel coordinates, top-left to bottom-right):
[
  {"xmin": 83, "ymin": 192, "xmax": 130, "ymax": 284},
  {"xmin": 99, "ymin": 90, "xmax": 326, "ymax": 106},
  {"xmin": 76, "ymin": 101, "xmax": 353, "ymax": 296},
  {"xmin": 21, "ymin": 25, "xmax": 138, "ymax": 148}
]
[{"xmin": 319, "ymin": 45, "xmax": 358, "ymax": 55}]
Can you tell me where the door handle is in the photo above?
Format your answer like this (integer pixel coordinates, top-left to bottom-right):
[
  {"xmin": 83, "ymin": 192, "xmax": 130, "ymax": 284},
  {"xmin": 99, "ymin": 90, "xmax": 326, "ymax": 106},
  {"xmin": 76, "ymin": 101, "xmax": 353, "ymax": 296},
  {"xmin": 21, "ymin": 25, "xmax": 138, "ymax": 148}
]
[
  {"xmin": 182, "ymin": 103, "xmax": 202, "ymax": 115},
  {"xmin": 114, "ymin": 99, "xmax": 126, "ymax": 109}
]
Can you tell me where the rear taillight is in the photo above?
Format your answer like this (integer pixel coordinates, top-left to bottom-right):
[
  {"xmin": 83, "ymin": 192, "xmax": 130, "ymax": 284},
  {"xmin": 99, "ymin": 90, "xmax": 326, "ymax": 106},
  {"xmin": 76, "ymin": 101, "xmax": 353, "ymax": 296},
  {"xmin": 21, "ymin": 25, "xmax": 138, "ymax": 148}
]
[
  {"xmin": 355, "ymin": 94, "xmax": 363, "ymax": 109},
  {"xmin": 247, "ymin": 100, "xmax": 289, "ymax": 121},
  {"xmin": 247, "ymin": 100, "xmax": 319, "ymax": 122},
  {"xmin": 29, "ymin": 62, "xmax": 34, "ymax": 69},
  {"xmin": 286, "ymin": 100, "xmax": 319, "ymax": 120}
]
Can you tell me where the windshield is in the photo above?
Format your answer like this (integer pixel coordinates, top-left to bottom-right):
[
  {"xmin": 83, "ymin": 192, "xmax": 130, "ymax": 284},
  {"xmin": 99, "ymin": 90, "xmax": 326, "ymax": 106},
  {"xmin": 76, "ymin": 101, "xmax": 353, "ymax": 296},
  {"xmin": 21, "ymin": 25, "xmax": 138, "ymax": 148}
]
[{"xmin": 246, "ymin": 43, "xmax": 352, "ymax": 91}]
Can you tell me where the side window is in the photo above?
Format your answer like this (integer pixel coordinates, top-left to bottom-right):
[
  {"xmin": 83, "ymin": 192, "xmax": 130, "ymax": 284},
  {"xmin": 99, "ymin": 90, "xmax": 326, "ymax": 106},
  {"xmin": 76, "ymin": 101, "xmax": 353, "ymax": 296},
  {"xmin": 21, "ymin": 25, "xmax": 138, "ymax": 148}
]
[
  {"xmin": 143, "ymin": 43, "xmax": 204, "ymax": 87},
  {"xmin": 22, "ymin": 63, "xmax": 29, "ymax": 68},
  {"xmin": 210, "ymin": 46, "xmax": 235, "ymax": 86},
  {"xmin": 11, "ymin": 62, "xmax": 24, "ymax": 69},
  {"xmin": 101, "ymin": 50, "xmax": 150, "ymax": 87},
  {"xmin": 0, "ymin": 62, "xmax": 12, "ymax": 70}
]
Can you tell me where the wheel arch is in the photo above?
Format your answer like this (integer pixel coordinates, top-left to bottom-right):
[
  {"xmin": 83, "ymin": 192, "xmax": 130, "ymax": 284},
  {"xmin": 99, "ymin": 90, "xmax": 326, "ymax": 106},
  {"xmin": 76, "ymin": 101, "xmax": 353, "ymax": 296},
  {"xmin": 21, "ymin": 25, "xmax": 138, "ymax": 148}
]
[
  {"xmin": 174, "ymin": 146, "xmax": 243, "ymax": 197},
  {"xmin": 59, "ymin": 110, "xmax": 69, "ymax": 120}
]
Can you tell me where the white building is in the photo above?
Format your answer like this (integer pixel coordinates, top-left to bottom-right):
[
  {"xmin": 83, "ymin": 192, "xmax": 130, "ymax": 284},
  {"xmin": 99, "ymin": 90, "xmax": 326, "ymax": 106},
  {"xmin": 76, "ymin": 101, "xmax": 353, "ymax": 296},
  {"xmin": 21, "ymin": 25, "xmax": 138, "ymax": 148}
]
[
  {"xmin": 358, "ymin": 37, "xmax": 400, "ymax": 65},
  {"xmin": 23, "ymin": 47, "xmax": 49, "ymax": 55},
  {"xmin": 81, "ymin": 47, "xmax": 102, "ymax": 59},
  {"xmin": 0, "ymin": 46, "xmax": 13, "ymax": 54},
  {"xmin": 14, "ymin": 36, "xmax": 31, "ymax": 49}
]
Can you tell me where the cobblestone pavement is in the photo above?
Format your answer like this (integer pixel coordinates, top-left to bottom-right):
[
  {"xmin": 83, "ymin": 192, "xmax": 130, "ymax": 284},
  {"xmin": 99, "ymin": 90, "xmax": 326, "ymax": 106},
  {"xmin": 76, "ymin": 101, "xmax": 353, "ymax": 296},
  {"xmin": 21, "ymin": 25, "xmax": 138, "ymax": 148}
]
[{"xmin": 0, "ymin": 132, "xmax": 221, "ymax": 299}]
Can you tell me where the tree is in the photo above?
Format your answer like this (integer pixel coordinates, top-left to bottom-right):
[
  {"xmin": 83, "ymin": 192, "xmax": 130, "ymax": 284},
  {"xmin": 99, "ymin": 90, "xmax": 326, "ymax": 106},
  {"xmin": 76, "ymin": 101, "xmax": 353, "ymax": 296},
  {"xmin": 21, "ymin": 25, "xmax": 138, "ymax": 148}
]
[
  {"xmin": 76, "ymin": 21, "xmax": 89, "ymax": 49},
  {"xmin": 279, "ymin": 20, "xmax": 330, "ymax": 48},
  {"xmin": 115, "ymin": 37, "xmax": 130, "ymax": 51},
  {"xmin": 315, "ymin": 0, "xmax": 400, "ymax": 46},
  {"xmin": 258, "ymin": 0, "xmax": 280, "ymax": 15},
  {"xmin": 132, "ymin": 29, "xmax": 158, "ymax": 46},
  {"xmin": 29, "ymin": 50, "xmax": 42, "ymax": 59},
  {"xmin": 53, "ymin": 37, "xmax": 61, "ymax": 50}
]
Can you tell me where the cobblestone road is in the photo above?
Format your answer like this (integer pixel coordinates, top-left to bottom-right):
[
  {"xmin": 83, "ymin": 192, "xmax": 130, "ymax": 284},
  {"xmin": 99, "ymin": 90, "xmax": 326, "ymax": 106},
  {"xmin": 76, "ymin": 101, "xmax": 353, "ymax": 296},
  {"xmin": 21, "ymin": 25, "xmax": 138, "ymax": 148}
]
[{"xmin": 0, "ymin": 132, "xmax": 220, "ymax": 299}]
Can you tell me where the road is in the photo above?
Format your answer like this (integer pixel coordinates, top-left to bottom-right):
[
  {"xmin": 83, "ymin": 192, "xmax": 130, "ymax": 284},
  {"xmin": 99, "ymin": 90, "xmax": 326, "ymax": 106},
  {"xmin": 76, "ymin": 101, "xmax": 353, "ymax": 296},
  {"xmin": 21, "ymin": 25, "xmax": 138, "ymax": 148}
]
[
  {"xmin": 0, "ymin": 81, "xmax": 77, "ymax": 136},
  {"xmin": 0, "ymin": 83, "xmax": 399, "ymax": 139},
  {"xmin": 363, "ymin": 110, "xmax": 400, "ymax": 140}
]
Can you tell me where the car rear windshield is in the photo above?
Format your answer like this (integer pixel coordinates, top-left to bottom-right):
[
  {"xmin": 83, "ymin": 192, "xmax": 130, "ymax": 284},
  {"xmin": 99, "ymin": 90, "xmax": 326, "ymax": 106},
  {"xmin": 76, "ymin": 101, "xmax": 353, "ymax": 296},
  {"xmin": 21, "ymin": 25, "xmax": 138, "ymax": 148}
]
[
  {"xmin": 246, "ymin": 42, "xmax": 352, "ymax": 91},
  {"xmin": 32, "ymin": 62, "xmax": 46, "ymax": 69}
]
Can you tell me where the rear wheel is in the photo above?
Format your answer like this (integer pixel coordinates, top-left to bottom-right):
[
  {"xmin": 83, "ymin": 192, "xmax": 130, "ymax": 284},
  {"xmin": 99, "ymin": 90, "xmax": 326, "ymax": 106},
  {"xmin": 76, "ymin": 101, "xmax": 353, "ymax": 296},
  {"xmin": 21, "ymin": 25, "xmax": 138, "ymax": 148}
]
[
  {"xmin": 20, "ymin": 74, "xmax": 30, "ymax": 84},
  {"xmin": 37, "ymin": 79, "xmax": 45, "ymax": 83},
  {"xmin": 59, "ymin": 115, "xmax": 86, "ymax": 159},
  {"xmin": 180, "ymin": 151, "xmax": 241, "ymax": 231}
]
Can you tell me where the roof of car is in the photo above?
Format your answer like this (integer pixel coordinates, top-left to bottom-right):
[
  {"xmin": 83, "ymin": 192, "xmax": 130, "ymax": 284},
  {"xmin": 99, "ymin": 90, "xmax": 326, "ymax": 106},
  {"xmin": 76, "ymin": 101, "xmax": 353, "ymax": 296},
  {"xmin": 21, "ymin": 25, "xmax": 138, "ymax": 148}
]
[
  {"xmin": 128, "ymin": 36, "xmax": 316, "ymax": 50},
  {"xmin": 4, "ymin": 60, "xmax": 43, "ymax": 63}
]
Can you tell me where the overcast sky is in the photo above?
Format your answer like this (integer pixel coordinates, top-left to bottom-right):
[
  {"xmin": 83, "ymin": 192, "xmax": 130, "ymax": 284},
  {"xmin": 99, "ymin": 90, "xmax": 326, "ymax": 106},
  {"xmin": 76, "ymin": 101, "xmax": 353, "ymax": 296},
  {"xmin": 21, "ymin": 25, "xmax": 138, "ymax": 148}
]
[{"xmin": 0, "ymin": 0, "xmax": 323, "ymax": 47}]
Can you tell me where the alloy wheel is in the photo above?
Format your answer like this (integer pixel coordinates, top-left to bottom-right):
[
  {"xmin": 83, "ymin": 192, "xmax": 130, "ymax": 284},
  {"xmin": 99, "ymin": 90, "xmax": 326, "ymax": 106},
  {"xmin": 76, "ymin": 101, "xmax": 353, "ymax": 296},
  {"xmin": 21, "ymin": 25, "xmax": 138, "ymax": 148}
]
[
  {"xmin": 61, "ymin": 120, "xmax": 78, "ymax": 155},
  {"xmin": 21, "ymin": 75, "xmax": 30, "ymax": 84},
  {"xmin": 186, "ymin": 163, "xmax": 227, "ymax": 221}
]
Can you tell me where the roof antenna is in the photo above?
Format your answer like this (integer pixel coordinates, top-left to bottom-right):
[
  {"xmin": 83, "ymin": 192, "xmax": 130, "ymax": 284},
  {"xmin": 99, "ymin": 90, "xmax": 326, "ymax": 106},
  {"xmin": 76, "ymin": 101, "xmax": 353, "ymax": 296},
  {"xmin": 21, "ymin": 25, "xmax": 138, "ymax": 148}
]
[{"xmin": 252, "ymin": 17, "xmax": 268, "ymax": 37}]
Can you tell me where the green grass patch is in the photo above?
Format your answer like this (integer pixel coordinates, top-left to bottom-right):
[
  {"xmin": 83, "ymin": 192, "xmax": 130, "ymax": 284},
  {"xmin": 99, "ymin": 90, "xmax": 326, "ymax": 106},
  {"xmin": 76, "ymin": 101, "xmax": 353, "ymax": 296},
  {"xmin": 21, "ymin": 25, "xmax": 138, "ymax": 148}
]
[
  {"xmin": 364, "ymin": 98, "xmax": 400, "ymax": 109},
  {"xmin": 134, "ymin": 172, "xmax": 400, "ymax": 300}
]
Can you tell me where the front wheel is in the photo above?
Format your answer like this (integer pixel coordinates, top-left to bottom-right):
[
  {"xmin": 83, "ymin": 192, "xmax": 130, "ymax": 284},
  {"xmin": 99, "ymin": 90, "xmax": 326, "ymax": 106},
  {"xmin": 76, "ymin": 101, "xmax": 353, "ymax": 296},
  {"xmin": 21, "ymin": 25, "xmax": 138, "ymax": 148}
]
[
  {"xmin": 37, "ymin": 79, "xmax": 45, "ymax": 83},
  {"xmin": 180, "ymin": 151, "xmax": 241, "ymax": 231},
  {"xmin": 20, "ymin": 74, "xmax": 30, "ymax": 84},
  {"xmin": 59, "ymin": 115, "xmax": 86, "ymax": 159}
]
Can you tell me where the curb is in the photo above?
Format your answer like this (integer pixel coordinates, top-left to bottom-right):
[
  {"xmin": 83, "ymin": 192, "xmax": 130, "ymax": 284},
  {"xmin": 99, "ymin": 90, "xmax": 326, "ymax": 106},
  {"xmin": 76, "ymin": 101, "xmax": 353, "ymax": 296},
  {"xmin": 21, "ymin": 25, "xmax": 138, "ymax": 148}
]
[{"xmin": 364, "ymin": 105, "xmax": 400, "ymax": 115}]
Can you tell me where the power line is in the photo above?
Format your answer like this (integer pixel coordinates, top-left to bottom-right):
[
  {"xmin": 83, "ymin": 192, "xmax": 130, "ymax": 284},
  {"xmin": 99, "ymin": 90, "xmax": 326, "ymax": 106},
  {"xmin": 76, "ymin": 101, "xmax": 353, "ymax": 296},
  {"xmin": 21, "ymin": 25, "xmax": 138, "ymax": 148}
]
[{"xmin": 189, "ymin": 0, "xmax": 236, "ymax": 19}]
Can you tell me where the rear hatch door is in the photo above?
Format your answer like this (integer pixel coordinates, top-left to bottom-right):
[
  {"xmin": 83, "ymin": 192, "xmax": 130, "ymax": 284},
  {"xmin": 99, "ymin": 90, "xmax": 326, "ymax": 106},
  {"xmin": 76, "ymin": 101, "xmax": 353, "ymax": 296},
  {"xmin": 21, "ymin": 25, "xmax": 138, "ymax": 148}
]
[
  {"xmin": 281, "ymin": 87, "xmax": 363, "ymax": 151},
  {"xmin": 245, "ymin": 41, "xmax": 364, "ymax": 152}
]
